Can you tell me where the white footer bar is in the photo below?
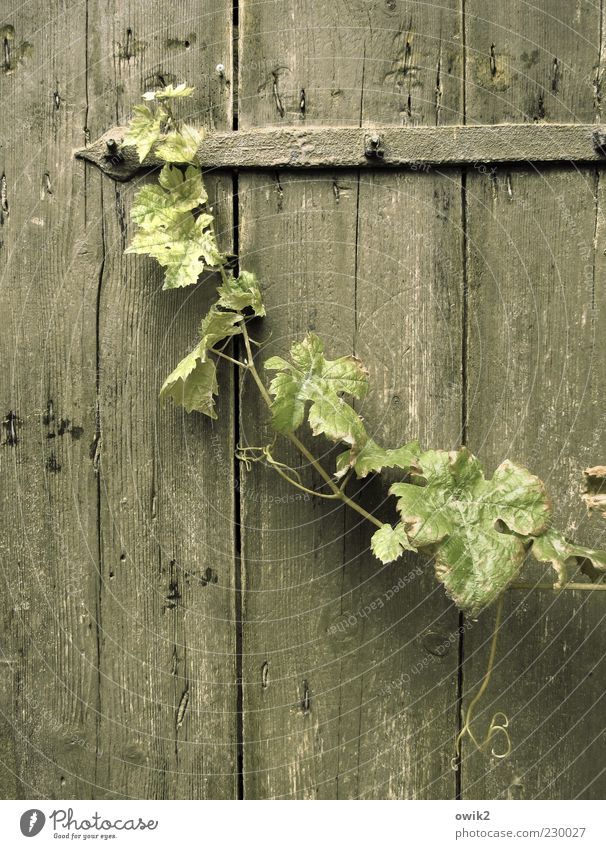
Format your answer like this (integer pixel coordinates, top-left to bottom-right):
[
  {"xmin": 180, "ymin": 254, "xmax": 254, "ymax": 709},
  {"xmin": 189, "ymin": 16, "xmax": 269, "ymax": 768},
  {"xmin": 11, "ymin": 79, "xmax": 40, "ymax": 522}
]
[{"xmin": 0, "ymin": 799, "xmax": 603, "ymax": 849}]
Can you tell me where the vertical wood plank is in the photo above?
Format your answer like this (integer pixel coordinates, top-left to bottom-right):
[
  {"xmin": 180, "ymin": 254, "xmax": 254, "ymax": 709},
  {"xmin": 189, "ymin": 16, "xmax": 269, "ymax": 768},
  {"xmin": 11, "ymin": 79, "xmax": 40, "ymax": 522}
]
[
  {"xmin": 463, "ymin": 1, "xmax": 606, "ymax": 799},
  {"xmin": 0, "ymin": 0, "xmax": 100, "ymax": 798},
  {"xmin": 238, "ymin": 169, "xmax": 358, "ymax": 799},
  {"xmin": 238, "ymin": 0, "xmax": 465, "ymax": 798},
  {"xmin": 339, "ymin": 167, "xmax": 464, "ymax": 799},
  {"xmin": 465, "ymin": 1, "xmax": 600, "ymax": 125},
  {"xmin": 85, "ymin": 0, "xmax": 238, "ymax": 798}
]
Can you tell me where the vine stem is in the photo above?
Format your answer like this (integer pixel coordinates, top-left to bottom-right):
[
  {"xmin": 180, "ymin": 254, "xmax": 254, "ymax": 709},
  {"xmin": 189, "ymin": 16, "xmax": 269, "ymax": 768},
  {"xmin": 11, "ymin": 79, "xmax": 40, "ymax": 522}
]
[
  {"xmin": 269, "ymin": 461, "xmax": 341, "ymax": 500},
  {"xmin": 455, "ymin": 595, "xmax": 511, "ymax": 761},
  {"xmin": 238, "ymin": 320, "xmax": 384, "ymax": 530},
  {"xmin": 211, "ymin": 348, "xmax": 248, "ymax": 368}
]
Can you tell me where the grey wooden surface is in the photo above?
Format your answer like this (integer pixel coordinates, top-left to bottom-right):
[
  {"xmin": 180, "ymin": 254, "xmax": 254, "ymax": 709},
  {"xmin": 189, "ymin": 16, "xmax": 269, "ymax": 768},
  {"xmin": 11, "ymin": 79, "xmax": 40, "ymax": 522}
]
[
  {"xmin": 0, "ymin": 0, "xmax": 604, "ymax": 800},
  {"xmin": 462, "ymin": 0, "xmax": 606, "ymax": 799}
]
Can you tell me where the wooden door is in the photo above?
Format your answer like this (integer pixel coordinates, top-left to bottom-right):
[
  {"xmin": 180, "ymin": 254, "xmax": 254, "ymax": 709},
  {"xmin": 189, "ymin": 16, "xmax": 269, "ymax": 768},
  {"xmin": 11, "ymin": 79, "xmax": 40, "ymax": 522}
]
[{"xmin": 1, "ymin": 0, "xmax": 604, "ymax": 800}]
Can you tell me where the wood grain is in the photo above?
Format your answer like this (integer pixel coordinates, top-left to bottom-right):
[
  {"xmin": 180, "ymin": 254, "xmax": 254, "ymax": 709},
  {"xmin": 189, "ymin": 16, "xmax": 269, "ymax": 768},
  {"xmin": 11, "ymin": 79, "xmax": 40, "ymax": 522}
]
[
  {"xmin": 0, "ymin": 0, "xmax": 100, "ymax": 798},
  {"xmin": 462, "ymin": 0, "xmax": 606, "ymax": 799},
  {"xmin": 1, "ymin": 0, "xmax": 605, "ymax": 802},
  {"xmin": 85, "ymin": 0, "xmax": 236, "ymax": 799},
  {"xmin": 238, "ymin": 0, "xmax": 465, "ymax": 799}
]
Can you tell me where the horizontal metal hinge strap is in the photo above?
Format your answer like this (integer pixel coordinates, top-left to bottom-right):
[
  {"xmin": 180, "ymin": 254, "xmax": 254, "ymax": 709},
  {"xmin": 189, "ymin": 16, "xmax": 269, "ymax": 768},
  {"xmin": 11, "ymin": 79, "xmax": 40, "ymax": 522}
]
[{"xmin": 75, "ymin": 124, "xmax": 606, "ymax": 181}]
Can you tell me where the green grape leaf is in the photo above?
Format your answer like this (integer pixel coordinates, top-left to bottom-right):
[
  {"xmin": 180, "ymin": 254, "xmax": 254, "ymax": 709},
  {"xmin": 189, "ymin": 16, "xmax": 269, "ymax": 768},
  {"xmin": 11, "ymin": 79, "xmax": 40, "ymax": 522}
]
[
  {"xmin": 390, "ymin": 448, "xmax": 552, "ymax": 616},
  {"xmin": 217, "ymin": 271, "xmax": 266, "ymax": 316},
  {"xmin": 122, "ymin": 104, "xmax": 167, "ymax": 163},
  {"xmin": 336, "ymin": 438, "xmax": 421, "ymax": 479},
  {"xmin": 307, "ymin": 392, "xmax": 368, "ymax": 449},
  {"xmin": 126, "ymin": 214, "xmax": 223, "ymax": 289},
  {"xmin": 198, "ymin": 307, "xmax": 243, "ymax": 350},
  {"xmin": 160, "ymin": 351, "xmax": 218, "ymax": 417},
  {"xmin": 130, "ymin": 164, "xmax": 206, "ymax": 230},
  {"xmin": 143, "ymin": 83, "xmax": 195, "ymax": 100},
  {"xmin": 157, "ymin": 164, "xmax": 207, "ymax": 208},
  {"xmin": 530, "ymin": 529, "xmax": 606, "ymax": 587},
  {"xmin": 264, "ymin": 371, "xmax": 306, "ymax": 433},
  {"xmin": 160, "ymin": 307, "xmax": 243, "ymax": 416},
  {"xmin": 156, "ymin": 125, "xmax": 203, "ymax": 163},
  {"xmin": 371, "ymin": 523, "xmax": 416, "ymax": 564},
  {"xmin": 265, "ymin": 334, "xmax": 369, "ymax": 446}
]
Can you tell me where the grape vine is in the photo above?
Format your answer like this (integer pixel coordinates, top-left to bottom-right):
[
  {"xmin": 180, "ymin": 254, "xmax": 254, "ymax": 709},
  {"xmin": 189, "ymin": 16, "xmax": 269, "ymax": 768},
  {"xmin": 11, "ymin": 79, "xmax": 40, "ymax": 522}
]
[{"xmin": 118, "ymin": 84, "xmax": 606, "ymax": 759}]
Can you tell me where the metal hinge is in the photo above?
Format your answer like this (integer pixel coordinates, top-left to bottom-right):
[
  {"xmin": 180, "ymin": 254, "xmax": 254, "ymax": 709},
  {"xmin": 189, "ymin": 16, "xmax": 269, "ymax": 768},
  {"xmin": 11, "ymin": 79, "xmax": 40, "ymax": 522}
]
[{"xmin": 75, "ymin": 124, "xmax": 606, "ymax": 181}]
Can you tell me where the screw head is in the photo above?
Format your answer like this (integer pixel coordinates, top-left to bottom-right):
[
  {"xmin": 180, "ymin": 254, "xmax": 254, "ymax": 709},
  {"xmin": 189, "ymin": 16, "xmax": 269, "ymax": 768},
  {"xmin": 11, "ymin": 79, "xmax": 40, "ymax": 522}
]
[{"xmin": 364, "ymin": 132, "xmax": 384, "ymax": 158}]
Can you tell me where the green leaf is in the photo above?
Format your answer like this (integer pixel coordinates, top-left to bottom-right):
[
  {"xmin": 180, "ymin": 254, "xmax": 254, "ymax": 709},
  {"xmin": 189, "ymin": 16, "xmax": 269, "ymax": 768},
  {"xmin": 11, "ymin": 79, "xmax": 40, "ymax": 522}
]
[
  {"xmin": 336, "ymin": 438, "xmax": 421, "ymax": 479},
  {"xmin": 371, "ymin": 523, "xmax": 416, "ymax": 564},
  {"xmin": 143, "ymin": 83, "xmax": 195, "ymax": 101},
  {"xmin": 530, "ymin": 529, "xmax": 606, "ymax": 587},
  {"xmin": 122, "ymin": 104, "xmax": 167, "ymax": 162},
  {"xmin": 217, "ymin": 271, "xmax": 266, "ymax": 316},
  {"xmin": 130, "ymin": 164, "xmax": 206, "ymax": 230},
  {"xmin": 160, "ymin": 307, "xmax": 243, "ymax": 417},
  {"xmin": 390, "ymin": 448, "xmax": 552, "ymax": 616},
  {"xmin": 198, "ymin": 307, "xmax": 243, "ymax": 350},
  {"xmin": 265, "ymin": 334, "xmax": 369, "ymax": 441},
  {"xmin": 307, "ymin": 392, "xmax": 368, "ymax": 449},
  {"xmin": 123, "ymin": 85, "xmax": 200, "ymax": 163},
  {"xmin": 264, "ymin": 371, "xmax": 306, "ymax": 433},
  {"xmin": 126, "ymin": 212, "xmax": 223, "ymax": 289},
  {"xmin": 157, "ymin": 164, "xmax": 207, "ymax": 207},
  {"xmin": 156, "ymin": 125, "xmax": 203, "ymax": 163},
  {"xmin": 160, "ymin": 350, "xmax": 218, "ymax": 417}
]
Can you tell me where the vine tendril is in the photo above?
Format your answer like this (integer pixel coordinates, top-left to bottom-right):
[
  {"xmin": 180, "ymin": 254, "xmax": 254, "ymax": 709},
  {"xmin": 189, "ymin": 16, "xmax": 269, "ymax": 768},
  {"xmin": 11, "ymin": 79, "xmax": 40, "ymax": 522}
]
[
  {"xmin": 236, "ymin": 443, "xmax": 344, "ymax": 499},
  {"xmin": 453, "ymin": 595, "xmax": 511, "ymax": 767},
  {"xmin": 235, "ymin": 444, "xmax": 271, "ymax": 472}
]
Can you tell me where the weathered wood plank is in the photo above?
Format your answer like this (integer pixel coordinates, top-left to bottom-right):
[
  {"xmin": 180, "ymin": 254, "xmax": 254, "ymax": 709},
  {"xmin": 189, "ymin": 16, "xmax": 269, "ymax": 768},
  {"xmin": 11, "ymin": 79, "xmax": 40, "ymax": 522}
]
[
  {"xmin": 239, "ymin": 0, "xmax": 462, "ymax": 127},
  {"xmin": 0, "ymin": 0, "xmax": 101, "ymax": 798},
  {"xmin": 85, "ymin": 0, "xmax": 238, "ymax": 799},
  {"xmin": 462, "ymin": 1, "xmax": 606, "ymax": 799},
  {"xmin": 238, "ymin": 170, "xmax": 359, "ymax": 799},
  {"xmin": 340, "ymin": 168, "xmax": 464, "ymax": 799},
  {"xmin": 465, "ymin": 1, "xmax": 600, "ymax": 125},
  {"xmin": 77, "ymin": 123, "xmax": 606, "ymax": 179},
  {"xmin": 238, "ymin": 0, "xmax": 464, "ymax": 799}
]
